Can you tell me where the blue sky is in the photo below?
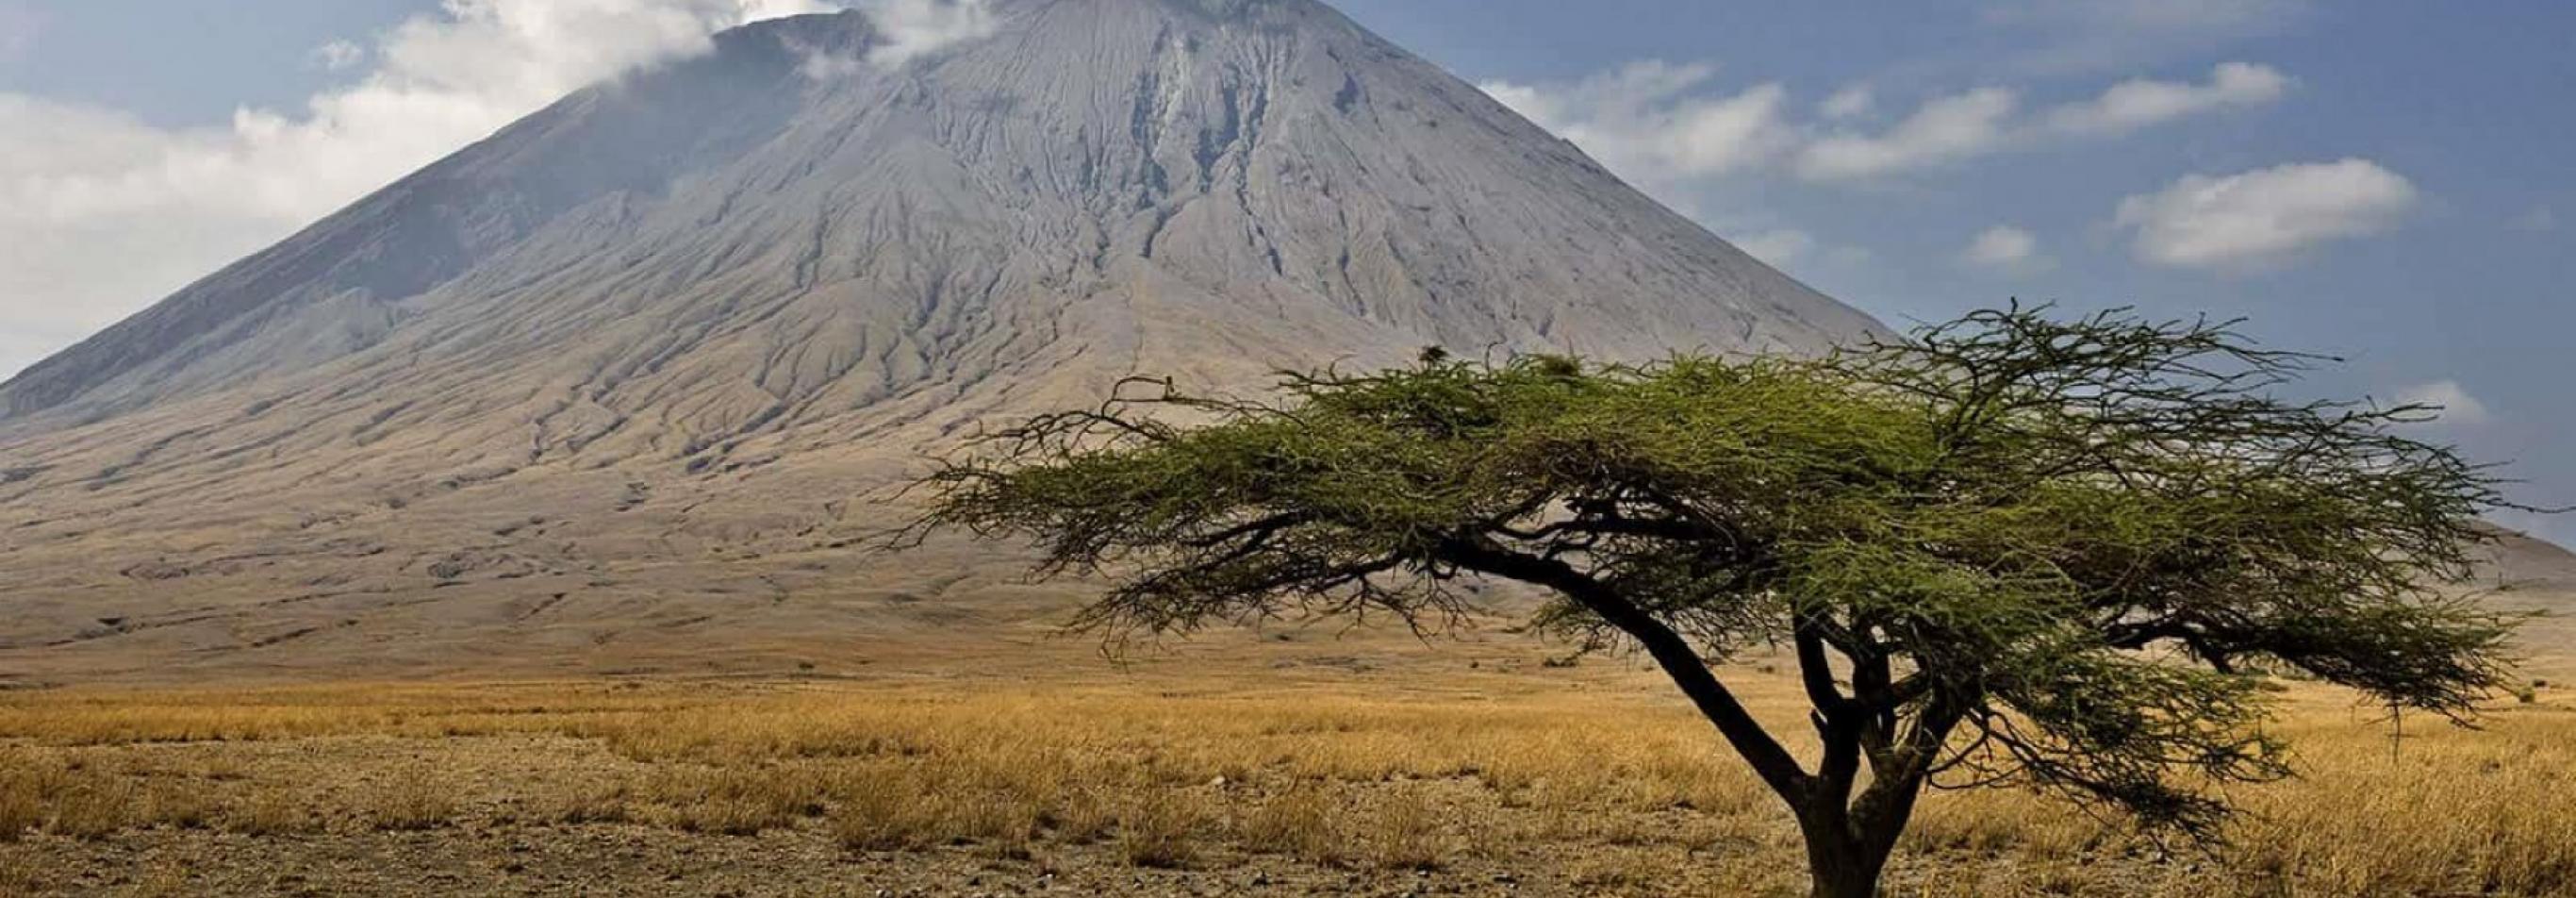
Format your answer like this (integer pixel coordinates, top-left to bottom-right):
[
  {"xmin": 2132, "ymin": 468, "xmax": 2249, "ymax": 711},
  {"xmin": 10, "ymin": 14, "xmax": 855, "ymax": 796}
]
[{"xmin": 2, "ymin": 0, "xmax": 2569, "ymax": 538}]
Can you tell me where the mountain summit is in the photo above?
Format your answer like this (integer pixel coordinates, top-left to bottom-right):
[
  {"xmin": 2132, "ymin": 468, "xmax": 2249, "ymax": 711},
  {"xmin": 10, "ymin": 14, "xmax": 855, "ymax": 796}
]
[{"xmin": 0, "ymin": 0, "xmax": 1881, "ymax": 680}]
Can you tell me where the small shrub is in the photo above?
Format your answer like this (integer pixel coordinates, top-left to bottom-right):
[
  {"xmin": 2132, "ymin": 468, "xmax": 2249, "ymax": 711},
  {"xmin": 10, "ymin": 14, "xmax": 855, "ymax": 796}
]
[
  {"xmin": 145, "ymin": 784, "xmax": 219, "ymax": 830},
  {"xmin": 950, "ymin": 793, "xmax": 1041, "ymax": 858},
  {"xmin": 1239, "ymin": 786, "xmax": 1344, "ymax": 865},
  {"xmin": 832, "ymin": 767, "xmax": 930, "ymax": 851},
  {"xmin": 0, "ymin": 752, "xmax": 65, "ymax": 842},
  {"xmin": 537, "ymin": 782, "xmax": 632, "ymax": 825},
  {"xmin": 1364, "ymin": 790, "xmax": 1447, "ymax": 871},
  {"xmin": 364, "ymin": 770, "xmax": 456, "ymax": 832},
  {"xmin": 647, "ymin": 766, "xmax": 818, "ymax": 836},
  {"xmin": 0, "ymin": 791, "xmax": 37, "ymax": 844},
  {"xmin": 223, "ymin": 789, "xmax": 309, "ymax": 836},
  {"xmin": 1118, "ymin": 791, "xmax": 1204, "ymax": 869},
  {"xmin": 1050, "ymin": 786, "xmax": 1117, "ymax": 844},
  {"xmin": 49, "ymin": 781, "xmax": 140, "ymax": 840}
]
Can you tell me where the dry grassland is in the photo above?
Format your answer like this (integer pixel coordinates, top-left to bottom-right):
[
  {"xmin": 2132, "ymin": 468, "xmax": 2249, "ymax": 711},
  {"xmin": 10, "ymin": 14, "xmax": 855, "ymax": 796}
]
[{"xmin": 0, "ymin": 663, "xmax": 2570, "ymax": 896}]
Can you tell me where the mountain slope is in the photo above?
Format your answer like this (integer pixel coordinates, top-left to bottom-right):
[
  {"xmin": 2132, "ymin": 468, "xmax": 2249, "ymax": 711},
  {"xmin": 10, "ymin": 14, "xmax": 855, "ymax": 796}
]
[
  {"xmin": 0, "ymin": 0, "xmax": 1882, "ymax": 682},
  {"xmin": 2482, "ymin": 529, "xmax": 2576, "ymax": 674}
]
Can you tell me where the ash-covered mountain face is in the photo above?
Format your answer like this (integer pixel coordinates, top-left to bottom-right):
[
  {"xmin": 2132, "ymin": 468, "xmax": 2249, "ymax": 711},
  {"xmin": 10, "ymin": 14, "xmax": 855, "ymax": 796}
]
[
  {"xmin": 0, "ymin": 16, "xmax": 867, "ymax": 424},
  {"xmin": 0, "ymin": 0, "xmax": 1885, "ymax": 681},
  {"xmin": 1, "ymin": 0, "xmax": 1874, "ymax": 433}
]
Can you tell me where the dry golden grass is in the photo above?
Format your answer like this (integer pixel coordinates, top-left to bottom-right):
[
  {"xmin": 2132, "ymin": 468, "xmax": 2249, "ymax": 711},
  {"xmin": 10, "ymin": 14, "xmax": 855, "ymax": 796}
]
[
  {"xmin": 0, "ymin": 671, "xmax": 2568, "ymax": 895},
  {"xmin": 1115, "ymin": 790, "xmax": 1204, "ymax": 868},
  {"xmin": 0, "ymin": 848, "xmax": 40, "ymax": 895},
  {"xmin": 1238, "ymin": 784, "xmax": 1344, "ymax": 864},
  {"xmin": 222, "ymin": 788, "xmax": 309, "ymax": 837},
  {"xmin": 359, "ymin": 767, "xmax": 458, "ymax": 832},
  {"xmin": 0, "ymin": 756, "xmax": 46, "ymax": 842}
]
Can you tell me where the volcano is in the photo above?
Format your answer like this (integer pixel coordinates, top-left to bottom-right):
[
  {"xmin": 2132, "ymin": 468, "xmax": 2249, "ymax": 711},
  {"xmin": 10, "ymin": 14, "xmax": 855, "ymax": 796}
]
[{"xmin": 0, "ymin": 0, "xmax": 1884, "ymax": 681}]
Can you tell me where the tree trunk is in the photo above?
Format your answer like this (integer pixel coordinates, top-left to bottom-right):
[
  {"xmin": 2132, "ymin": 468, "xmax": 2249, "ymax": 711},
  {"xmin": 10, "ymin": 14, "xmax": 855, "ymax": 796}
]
[{"xmin": 1800, "ymin": 813, "xmax": 1892, "ymax": 898}]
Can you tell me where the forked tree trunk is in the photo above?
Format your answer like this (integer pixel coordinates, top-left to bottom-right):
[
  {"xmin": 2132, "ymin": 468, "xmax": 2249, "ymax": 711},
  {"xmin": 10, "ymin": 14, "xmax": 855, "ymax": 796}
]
[
  {"xmin": 1441, "ymin": 549, "xmax": 1939, "ymax": 898},
  {"xmin": 1798, "ymin": 802, "xmax": 1900, "ymax": 898},
  {"xmin": 1803, "ymin": 836, "xmax": 1891, "ymax": 898}
]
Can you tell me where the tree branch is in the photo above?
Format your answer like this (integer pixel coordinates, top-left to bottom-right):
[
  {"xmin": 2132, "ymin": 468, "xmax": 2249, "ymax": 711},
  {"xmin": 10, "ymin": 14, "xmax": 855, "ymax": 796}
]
[{"xmin": 1437, "ymin": 536, "xmax": 1814, "ymax": 804}]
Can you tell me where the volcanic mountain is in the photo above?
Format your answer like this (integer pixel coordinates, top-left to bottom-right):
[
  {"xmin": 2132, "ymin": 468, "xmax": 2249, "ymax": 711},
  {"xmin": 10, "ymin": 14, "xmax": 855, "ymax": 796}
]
[{"xmin": 0, "ymin": 0, "xmax": 1885, "ymax": 681}]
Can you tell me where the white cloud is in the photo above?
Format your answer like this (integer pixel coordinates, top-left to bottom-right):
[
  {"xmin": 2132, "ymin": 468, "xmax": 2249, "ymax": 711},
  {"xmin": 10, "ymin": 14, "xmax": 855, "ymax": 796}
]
[
  {"xmin": 1482, "ymin": 61, "xmax": 1801, "ymax": 186},
  {"xmin": 2114, "ymin": 158, "xmax": 2418, "ymax": 272},
  {"xmin": 2394, "ymin": 380, "xmax": 2492, "ymax": 428},
  {"xmin": 1961, "ymin": 224, "xmax": 2049, "ymax": 274},
  {"xmin": 2039, "ymin": 60, "xmax": 2287, "ymax": 136},
  {"xmin": 1820, "ymin": 84, "xmax": 1874, "ymax": 120},
  {"xmin": 794, "ymin": 0, "xmax": 996, "ymax": 79},
  {"xmin": 0, "ymin": 0, "xmax": 850, "ymax": 379},
  {"xmin": 1798, "ymin": 87, "xmax": 2017, "ymax": 181},
  {"xmin": 312, "ymin": 40, "xmax": 367, "ymax": 72},
  {"xmin": 2512, "ymin": 206, "xmax": 2558, "ymax": 233},
  {"xmin": 1478, "ymin": 58, "xmax": 2291, "ymax": 290},
  {"xmin": 1489, "ymin": 60, "xmax": 2289, "ymax": 188},
  {"xmin": 1798, "ymin": 62, "xmax": 2286, "ymax": 180},
  {"xmin": 858, "ymin": 0, "xmax": 997, "ymax": 68}
]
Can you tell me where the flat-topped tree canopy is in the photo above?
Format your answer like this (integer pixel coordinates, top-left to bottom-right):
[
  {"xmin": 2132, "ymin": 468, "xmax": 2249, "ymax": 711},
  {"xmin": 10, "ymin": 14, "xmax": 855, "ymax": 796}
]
[{"xmin": 902, "ymin": 305, "xmax": 2525, "ymax": 898}]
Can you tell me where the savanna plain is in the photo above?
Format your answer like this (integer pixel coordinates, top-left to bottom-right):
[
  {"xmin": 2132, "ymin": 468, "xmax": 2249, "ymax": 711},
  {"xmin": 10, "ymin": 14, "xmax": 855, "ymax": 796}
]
[{"xmin": 2, "ymin": 627, "xmax": 2571, "ymax": 898}]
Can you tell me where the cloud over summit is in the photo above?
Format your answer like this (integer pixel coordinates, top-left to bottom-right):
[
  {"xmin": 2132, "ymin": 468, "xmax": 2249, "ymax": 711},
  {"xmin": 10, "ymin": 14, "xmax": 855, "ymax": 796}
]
[{"xmin": 0, "ymin": 0, "xmax": 876, "ymax": 379}]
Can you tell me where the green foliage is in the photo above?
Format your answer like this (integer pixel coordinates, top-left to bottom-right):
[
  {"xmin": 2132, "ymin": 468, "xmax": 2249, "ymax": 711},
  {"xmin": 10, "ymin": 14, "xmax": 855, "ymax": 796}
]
[{"xmin": 900, "ymin": 305, "xmax": 2524, "ymax": 867}]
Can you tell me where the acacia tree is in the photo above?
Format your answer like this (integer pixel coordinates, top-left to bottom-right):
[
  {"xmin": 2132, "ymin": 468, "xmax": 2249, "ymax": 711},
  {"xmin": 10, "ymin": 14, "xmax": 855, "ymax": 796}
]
[{"xmin": 898, "ymin": 307, "xmax": 2523, "ymax": 898}]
